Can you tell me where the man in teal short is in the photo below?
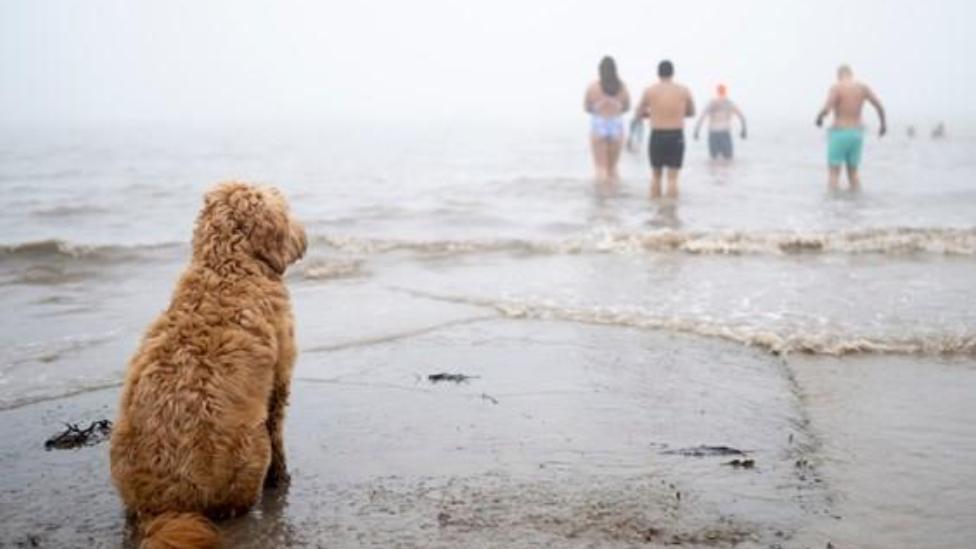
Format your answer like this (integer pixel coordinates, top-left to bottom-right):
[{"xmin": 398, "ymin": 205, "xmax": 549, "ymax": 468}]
[{"xmin": 816, "ymin": 65, "xmax": 886, "ymax": 190}]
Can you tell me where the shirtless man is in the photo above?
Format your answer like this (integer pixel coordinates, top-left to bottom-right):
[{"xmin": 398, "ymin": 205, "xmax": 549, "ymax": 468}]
[
  {"xmin": 635, "ymin": 60, "xmax": 695, "ymax": 199},
  {"xmin": 694, "ymin": 84, "xmax": 747, "ymax": 160},
  {"xmin": 815, "ymin": 65, "xmax": 886, "ymax": 190}
]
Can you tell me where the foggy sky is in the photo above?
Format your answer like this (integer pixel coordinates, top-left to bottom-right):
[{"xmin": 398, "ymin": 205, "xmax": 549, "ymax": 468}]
[{"xmin": 2, "ymin": 0, "xmax": 974, "ymax": 127}]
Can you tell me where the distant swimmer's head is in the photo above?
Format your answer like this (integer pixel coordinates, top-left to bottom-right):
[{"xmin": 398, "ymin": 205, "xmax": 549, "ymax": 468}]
[
  {"xmin": 717, "ymin": 84, "xmax": 727, "ymax": 97},
  {"xmin": 599, "ymin": 56, "xmax": 622, "ymax": 96},
  {"xmin": 837, "ymin": 64, "xmax": 853, "ymax": 81},
  {"xmin": 658, "ymin": 60, "xmax": 674, "ymax": 79}
]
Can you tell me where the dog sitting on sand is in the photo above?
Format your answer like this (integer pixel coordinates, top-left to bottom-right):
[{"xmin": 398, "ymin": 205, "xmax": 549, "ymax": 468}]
[{"xmin": 110, "ymin": 182, "xmax": 306, "ymax": 549}]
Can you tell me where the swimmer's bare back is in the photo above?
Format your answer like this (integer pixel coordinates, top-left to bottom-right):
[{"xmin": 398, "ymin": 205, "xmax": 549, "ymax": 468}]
[
  {"xmin": 816, "ymin": 69, "xmax": 885, "ymax": 136},
  {"xmin": 638, "ymin": 82, "xmax": 694, "ymax": 130},
  {"xmin": 585, "ymin": 82, "xmax": 630, "ymax": 117}
]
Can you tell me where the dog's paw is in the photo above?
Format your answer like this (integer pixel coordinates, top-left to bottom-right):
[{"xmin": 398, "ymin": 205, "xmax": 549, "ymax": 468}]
[{"xmin": 264, "ymin": 465, "xmax": 291, "ymax": 488}]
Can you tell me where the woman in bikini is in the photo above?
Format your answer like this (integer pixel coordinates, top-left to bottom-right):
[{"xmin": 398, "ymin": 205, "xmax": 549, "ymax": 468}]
[{"xmin": 584, "ymin": 56, "xmax": 630, "ymax": 184}]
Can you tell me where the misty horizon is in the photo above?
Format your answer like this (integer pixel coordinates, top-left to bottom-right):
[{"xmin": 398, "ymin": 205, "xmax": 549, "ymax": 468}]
[{"xmin": 2, "ymin": 0, "xmax": 975, "ymax": 129}]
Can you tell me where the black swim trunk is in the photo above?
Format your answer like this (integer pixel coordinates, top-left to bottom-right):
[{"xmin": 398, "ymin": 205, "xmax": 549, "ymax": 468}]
[
  {"xmin": 708, "ymin": 130, "xmax": 733, "ymax": 159},
  {"xmin": 649, "ymin": 129, "xmax": 685, "ymax": 169}
]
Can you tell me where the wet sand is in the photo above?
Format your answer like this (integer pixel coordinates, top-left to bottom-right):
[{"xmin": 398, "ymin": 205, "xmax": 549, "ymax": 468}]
[
  {"xmin": 0, "ymin": 316, "xmax": 815, "ymax": 548},
  {"xmin": 4, "ymin": 302, "xmax": 974, "ymax": 547},
  {"xmin": 790, "ymin": 355, "xmax": 976, "ymax": 549}
]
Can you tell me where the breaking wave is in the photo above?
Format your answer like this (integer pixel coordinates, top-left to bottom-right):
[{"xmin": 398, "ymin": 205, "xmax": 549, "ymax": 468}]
[
  {"xmin": 317, "ymin": 227, "xmax": 976, "ymax": 257},
  {"xmin": 300, "ymin": 258, "xmax": 368, "ymax": 280},
  {"xmin": 4, "ymin": 227, "xmax": 973, "ymax": 267},
  {"xmin": 30, "ymin": 204, "xmax": 111, "ymax": 218},
  {"xmin": 0, "ymin": 239, "xmax": 183, "ymax": 262},
  {"xmin": 1, "ymin": 331, "xmax": 120, "ymax": 372},
  {"xmin": 0, "ymin": 379, "xmax": 123, "ymax": 411},
  {"xmin": 399, "ymin": 289, "xmax": 976, "ymax": 357}
]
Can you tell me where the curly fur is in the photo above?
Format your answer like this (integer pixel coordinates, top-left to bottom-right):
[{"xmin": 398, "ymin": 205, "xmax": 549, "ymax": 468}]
[{"xmin": 110, "ymin": 182, "xmax": 307, "ymax": 549}]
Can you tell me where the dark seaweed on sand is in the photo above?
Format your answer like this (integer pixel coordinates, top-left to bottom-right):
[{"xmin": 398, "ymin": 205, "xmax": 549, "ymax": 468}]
[
  {"xmin": 724, "ymin": 458, "xmax": 756, "ymax": 469},
  {"xmin": 44, "ymin": 419, "xmax": 112, "ymax": 450},
  {"xmin": 427, "ymin": 372, "xmax": 479, "ymax": 384},
  {"xmin": 660, "ymin": 445, "xmax": 747, "ymax": 457}
]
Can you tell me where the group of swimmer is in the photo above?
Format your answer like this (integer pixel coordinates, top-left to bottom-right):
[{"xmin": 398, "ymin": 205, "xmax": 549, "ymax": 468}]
[
  {"xmin": 584, "ymin": 56, "xmax": 889, "ymax": 197},
  {"xmin": 907, "ymin": 122, "xmax": 947, "ymax": 140}
]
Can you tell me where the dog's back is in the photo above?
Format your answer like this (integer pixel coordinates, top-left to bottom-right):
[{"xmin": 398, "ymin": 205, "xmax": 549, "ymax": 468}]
[{"xmin": 111, "ymin": 267, "xmax": 282, "ymax": 506}]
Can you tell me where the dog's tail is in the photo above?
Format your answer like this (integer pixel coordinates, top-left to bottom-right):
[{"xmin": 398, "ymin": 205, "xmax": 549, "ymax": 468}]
[{"xmin": 139, "ymin": 511, "xmax": 221, "ymax": 549}]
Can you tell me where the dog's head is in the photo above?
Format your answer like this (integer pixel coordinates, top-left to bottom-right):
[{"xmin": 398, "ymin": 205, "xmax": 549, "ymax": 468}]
[{"xmin": 193, "ymin": 182, "xmax": 307, "ymax": 275}]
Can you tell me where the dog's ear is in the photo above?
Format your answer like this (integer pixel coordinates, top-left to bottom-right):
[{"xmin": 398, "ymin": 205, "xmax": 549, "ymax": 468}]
[
  {"xmin": 266, "ymin": 186, "xmax": 307, "ymax": 267},
  {"xmin": 246, "ymin": 186, "xmax": 307, "ymax": 275},
  {"xmin": 282, "ymin": 209, "xmax": 308, "ymax": 267}
]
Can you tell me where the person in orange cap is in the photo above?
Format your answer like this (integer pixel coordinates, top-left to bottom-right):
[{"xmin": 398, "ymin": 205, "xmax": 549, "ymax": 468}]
[{"xmin": 694, "ymin": 83, "xmax": 747, "ymax": 160}]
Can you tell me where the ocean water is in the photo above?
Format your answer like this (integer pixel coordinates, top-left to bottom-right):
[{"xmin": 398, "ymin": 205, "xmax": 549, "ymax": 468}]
[
  {"xmin": 2, "ymin": 121, "xmax": 974, "ymax": 395},
  {"xmin": 1, "ymin": 121, "xmax": 975, "ymax": 547}
]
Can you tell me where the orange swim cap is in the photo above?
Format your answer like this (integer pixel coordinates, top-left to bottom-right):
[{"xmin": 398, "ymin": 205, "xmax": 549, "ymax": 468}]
[{"xmin": 717, "ymin": 84, "xmax": 727, "ymax": 96}]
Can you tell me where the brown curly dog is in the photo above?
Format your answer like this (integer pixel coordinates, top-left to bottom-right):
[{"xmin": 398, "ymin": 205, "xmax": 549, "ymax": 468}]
[{"xmin": 110, "ymin": 182, "xmax": 307, "ymax": 549}]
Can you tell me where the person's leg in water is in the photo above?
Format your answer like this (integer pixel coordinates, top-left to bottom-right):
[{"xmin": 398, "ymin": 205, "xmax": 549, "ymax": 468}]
[
  {"xmin": 666, "ymin": 168, "xmax": 680, "ymax": 198},
  {"xmin": 666, "ymin": 130, "xmax": 685, "ymax": 197},
  {"xmin": 651, "ymin": 167, "xmax": 663, "ymax": 198},
  {"xmin": 845, "ymin": 130, "xmax": 864, "ymax": 190},
  {"xmin": 590, "ymin": 134, "xmax": 609, "ymax": 183},
  {"xmin": 606, "ymin": 135, "xmax": 624, "ymax": 183},
  {"xmin": 722, "ymin": 132, "xmax": 734, "ymax": 160},
  {"xmin": 828, "ymin": 166, "xmax": 841, "ymax": 190},
  {"xmin": 846, "ymin": 165, "xmax": 860, "ymax": 190},
  {"xmin": 708, "ymin": 132, "xmax": 719, "ymax": 160},
  {"xmin": 649, "ymin": 131, "xmax": 662, "ymax": 197}
]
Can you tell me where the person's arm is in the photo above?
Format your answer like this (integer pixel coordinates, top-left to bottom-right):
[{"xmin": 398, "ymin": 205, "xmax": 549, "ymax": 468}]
[
  {"xmin": 627, "ymin": 116, "xmax": 644, "ymax": 150},
  {"xmin": 865, "ymin": 85, "xmax": 886, "ymax": 137},
  {"xmin": 634, "ymin": 90, "xmax": 649, "ymax": 120},
  {"xmin": 583, "ymin": 85, "xmax": 593, "ymax": 114},
  {"xmin": 685, "ymin": 87, "xmax": 696, "ymax": 118},
  {"xmin": 816, "ymin": 86, "xmax": 837, "ymax": 127},
  {"xmin": 733, "ymin": 103, "xmax": 747, "ymax": 139}
]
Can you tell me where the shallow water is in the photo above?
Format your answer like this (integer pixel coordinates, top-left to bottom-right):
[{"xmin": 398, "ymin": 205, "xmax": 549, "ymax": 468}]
[
  {"xmin": 1, "ymin": 121, "xmax": 975, "ymax": 547},
  {"xmin": 792, "ymin": 355, "xmax": 976, "ymax": 549}
]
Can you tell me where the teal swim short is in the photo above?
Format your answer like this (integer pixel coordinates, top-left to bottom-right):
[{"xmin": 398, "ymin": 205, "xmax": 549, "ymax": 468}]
[{"xmin": 827, "ymin": 127, "xmax": 864, "ymax": 168}]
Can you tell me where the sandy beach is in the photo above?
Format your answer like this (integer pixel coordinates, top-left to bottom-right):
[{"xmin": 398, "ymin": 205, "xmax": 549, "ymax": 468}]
[
  {"xmin": 3, "ymin": 264, "xmax": 976, "ymax": 548},
  {"xmin": 0, "ymin": 316, "xmax": 841, "ymax": 548}
]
